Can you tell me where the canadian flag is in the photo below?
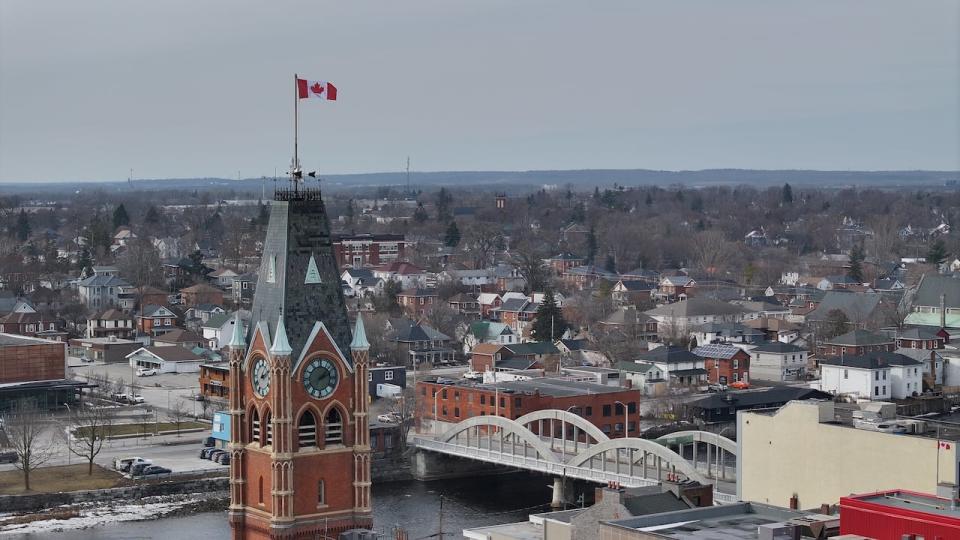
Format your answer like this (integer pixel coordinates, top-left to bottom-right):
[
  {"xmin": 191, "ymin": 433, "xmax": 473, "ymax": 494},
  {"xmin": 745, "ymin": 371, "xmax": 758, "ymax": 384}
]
[{"xmin": 297, "ymin": 79, "xmax": 337, "ymax": 101}]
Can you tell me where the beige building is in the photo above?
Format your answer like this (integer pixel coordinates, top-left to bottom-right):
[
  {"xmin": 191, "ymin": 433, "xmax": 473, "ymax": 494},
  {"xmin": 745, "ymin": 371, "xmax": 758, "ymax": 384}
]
[{"xmin": 737, "ymin": 400, "xmax": 959, "ymax": 509}]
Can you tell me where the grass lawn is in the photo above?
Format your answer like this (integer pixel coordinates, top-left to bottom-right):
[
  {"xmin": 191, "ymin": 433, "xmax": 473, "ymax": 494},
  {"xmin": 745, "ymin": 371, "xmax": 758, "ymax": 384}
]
[
  {"xmin": 75, "ymin": 421, "xmax": 207, "ymax": 439},
  {"xmin": 0, "ymin": 464, "xmax": 132, "ymax": 495}
]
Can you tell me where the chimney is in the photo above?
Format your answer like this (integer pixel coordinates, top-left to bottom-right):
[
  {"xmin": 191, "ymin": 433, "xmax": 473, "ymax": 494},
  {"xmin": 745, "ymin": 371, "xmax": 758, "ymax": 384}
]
[{"xmin": 941, "ymin": 293, "xmax": 947, "ymax": 330}]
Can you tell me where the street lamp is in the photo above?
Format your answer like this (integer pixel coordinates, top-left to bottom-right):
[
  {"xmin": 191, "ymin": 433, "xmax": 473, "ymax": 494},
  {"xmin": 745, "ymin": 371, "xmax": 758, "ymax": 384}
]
[{"xmin": 615, "ymin": 400, "xmax": 630, "ymax": 438}]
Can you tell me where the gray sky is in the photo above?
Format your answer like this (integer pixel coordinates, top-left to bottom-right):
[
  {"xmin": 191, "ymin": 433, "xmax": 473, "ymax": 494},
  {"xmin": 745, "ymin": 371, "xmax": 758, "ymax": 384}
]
[{"xmin": 1, "ymin": 1, "xmax": 958, "ymax": 183}]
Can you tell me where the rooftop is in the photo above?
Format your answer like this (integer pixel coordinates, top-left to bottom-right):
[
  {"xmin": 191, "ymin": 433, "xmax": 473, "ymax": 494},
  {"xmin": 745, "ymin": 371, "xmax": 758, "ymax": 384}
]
[
  {"xmin": 819, "ymin": 352, "xmax": 922, "ymax": 370},
  {"xmin": 843, "ymin": 489, "xmax": 960, "ymax": 521},
  {"xmin": 425, "ymin": 376, "xmax": 628, "ymax": 397},
  {"xmin": 0, "ymin": 333, "xmax": 60, "ymax": 347}
]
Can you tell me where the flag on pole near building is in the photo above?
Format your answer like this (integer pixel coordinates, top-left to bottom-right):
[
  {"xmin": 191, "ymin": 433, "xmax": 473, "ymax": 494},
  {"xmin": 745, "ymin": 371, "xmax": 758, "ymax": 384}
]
[{"xmin": 297, "ymin": 79, "xmax": 337, "ymax": 101}]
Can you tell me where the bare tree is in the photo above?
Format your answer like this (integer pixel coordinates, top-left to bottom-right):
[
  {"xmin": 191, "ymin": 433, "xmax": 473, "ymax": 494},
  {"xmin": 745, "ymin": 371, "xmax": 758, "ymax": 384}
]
[
  {"xmin": 388, "ymin": 388, "xmax": 415, "ymax": 451},
  {"xmin": 138, "ymin": 409, "xmax": 154, "ymax": 437},
  {"xmin": 64, "ymin": 404, "xmax": 116, "ymax": 475},
  {"xmin": 464, "ymin": 223, "xmax": 503, "ymax": 268},
  {"xmin": 3, "ymin": 399, "xmax": 55, "ymax": 490},
  {"xmin": 689, "ymin": 230, "xmax": 736, "ymax": 275},
  {"xmin": 166, "ymin": 400, "xmax": 189, "ymax": 437}
]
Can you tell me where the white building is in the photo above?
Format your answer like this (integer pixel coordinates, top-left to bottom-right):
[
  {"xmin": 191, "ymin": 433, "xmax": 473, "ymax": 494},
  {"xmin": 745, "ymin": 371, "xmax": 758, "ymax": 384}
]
[
  {"xmin": 76, "ymin": 268, "xmax": 134, "ymax": 309},
  {"xmin": 126, "ymin": 346, "xmax": 204, "ymax": 374},
  {"xmin": 201, "ymin": 312, "xmax": 247, "ymax": 350},
  {"xmin": 749, "ymin": 341, "xmax": 807, "ymax": 381},
  {"xmin": 818, "ymin": 352, "xmax": 923, "ymax": 400},
  {"xmin": 645, "ymin": 297, "xmax": 751, "ymax": 336}
]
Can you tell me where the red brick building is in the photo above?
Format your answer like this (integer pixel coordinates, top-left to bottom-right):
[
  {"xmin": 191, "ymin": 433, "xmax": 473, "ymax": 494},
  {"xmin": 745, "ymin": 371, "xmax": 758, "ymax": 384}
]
[
  {"xmin": 545, "ymin": 253, "xmax": 584, "ymax": 275},
  {"xmin": 332, "ymin": 233, "xmax": 405, "ymax": 268},
  {"xmin": 417, "ymin": 376, "xmax": 642, "ymax": 437},
  {"xmin": 180, "ymin": 283, "xmax": 224, "ymax": 308},
  {"xmin": 0, "ymin": 334, "xmax": 65, "ymax": 383},
  {"xmin": 397, "ymin": 288, "xmax": 437, "ymax": 317},
  {"xmin": 817, "ymin": 329, "xmax": 896, "ymax": 357},
  {"xmin": 896, "ymin": 327, "xmax": 945, "ymax": 350},
  {"xmin": 199, "ymin": 363, "xmax": 229, "ymax": 400},
  {"xmin": 692, "ymin": 344, "xmax": 751, "ymax": 384},
  {"xmin": 137, "ymin": 304, "xmax": 179, "ymax": 337}
]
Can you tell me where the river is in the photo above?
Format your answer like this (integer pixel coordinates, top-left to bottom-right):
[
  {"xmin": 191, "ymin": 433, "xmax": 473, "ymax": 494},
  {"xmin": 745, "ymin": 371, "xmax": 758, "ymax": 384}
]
[{"xmin": 9, "ymin": 473, "xmax": 567, "ymax": 539}]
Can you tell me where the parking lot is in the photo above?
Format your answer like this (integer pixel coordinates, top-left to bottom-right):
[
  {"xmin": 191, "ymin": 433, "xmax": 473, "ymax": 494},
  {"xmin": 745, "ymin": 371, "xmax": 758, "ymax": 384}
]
[{"xmin": 69, "ymin": 358, "xmax": 214, "ymax": 416}]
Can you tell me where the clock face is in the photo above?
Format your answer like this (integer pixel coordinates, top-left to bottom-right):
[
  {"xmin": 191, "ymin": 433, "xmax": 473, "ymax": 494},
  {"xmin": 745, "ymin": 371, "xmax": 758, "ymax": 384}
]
[
  {"xmin": 302, "ymin": 358, "xmax": 339, "ymax": 399},
  {"xmin": 252, "ymin": 358, "xmax": 271, "ymax": 397}
]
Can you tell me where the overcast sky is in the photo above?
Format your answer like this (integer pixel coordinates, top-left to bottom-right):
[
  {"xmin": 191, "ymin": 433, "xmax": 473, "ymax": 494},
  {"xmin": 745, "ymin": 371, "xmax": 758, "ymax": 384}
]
[{"xmin": 1, "ymin": 1, "xmax": 958, "ymax": 183}]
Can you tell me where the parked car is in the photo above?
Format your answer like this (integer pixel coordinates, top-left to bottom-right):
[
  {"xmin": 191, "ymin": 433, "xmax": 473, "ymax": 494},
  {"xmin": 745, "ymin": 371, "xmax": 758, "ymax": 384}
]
[
  {"xmin": 216, "ymin": 453, "xmax": 231, "ymax": 465},
  {"xmin": 141, "ymin": 465, "xmax": 172, "ymax": 476},
  {"xmin": 137, "ymin": 368, "xmax": 158, "ymax": 377},
  {"xmin": 130, "ymin": 462, "xmax": 154, "ymax": 476},
  {"xmin": 192, "ymin": 393, "xmax": 206, "ymax": 402},
  {"xmin": 115, "ymin": 456, "xmax": 151, "ymax": 472},
  {"xmin": 201, "ymin": 436, "xmax": 216, "ymax": 448},
  {"xmin": 209, "ymin": 449, "xmax": 227, "ymax": 461},
  {"xmin": 200, "ymin": 447, "xmax": 220, "ymax": 459},
  {"xmin": 130, "ymin": 394, "xmax": 145, "ymax": 403},
  {"xmin": 377, "ymin": 413, "xmax": 401, "ymax": 423},
  {"xmin": 706, "ymin": 384, "xmax": 727, "ymax": 393},
  {"xmin": 0, "ymin": 451, "xmax": 18, "ymax": 464},
  {"xmin": 728, "ymin": 381, "xmax": 750, "ymax": 390}
]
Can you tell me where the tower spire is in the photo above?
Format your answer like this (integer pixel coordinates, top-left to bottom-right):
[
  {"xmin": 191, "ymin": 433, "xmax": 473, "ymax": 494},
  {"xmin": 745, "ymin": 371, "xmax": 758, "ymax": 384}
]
[
  {"xmin": 270, "ymin": 311, "xmax": 292, "ymax": 356},
  {"xmin": 351, "ymin": 314, "xmax": 370, "ymax": 351},
  {"xmin": 228, "ymin": 312, "xmax": 246, "ymax": 349}
]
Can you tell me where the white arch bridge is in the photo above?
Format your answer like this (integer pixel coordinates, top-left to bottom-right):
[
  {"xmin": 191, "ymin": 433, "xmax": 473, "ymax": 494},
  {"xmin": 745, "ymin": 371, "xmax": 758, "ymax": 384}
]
[{"xmin": 412, "ymin": 409, "xmax": 737, "ymax": 503}]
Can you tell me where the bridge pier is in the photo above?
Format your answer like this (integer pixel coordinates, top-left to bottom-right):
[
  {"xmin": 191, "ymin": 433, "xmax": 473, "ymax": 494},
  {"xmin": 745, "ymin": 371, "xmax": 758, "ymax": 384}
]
[
  {"xmin": 411, "ymin": 449, "xmax": 515, "ymax": 482},
  {"xmin": 550, "ymin": 477, "xmax": 566, "ymax": 508}
]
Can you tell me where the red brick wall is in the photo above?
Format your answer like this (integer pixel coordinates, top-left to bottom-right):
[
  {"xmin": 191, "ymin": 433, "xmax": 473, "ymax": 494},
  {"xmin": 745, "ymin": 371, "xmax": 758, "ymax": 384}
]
[
  {"xmin": 704, "ymin": 350, "xmax": 751, "ymax": 384},
  {"xmin": 0, "ymin": 342, "xmax": 65, "ymax": 383}
]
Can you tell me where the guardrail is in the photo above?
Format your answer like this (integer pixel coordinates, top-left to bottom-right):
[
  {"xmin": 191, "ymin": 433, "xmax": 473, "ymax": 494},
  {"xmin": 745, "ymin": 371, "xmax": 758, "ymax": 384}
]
[{"xmin": 414, "ymin": 437, "xmax": 736, "ymax": 504}]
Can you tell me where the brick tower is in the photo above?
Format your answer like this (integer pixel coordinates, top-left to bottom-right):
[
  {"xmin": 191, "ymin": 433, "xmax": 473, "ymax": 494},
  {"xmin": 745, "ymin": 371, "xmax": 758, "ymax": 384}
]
[{"xmin": 228, "ymin": 187, "xmax": 372, "ymax": 540}]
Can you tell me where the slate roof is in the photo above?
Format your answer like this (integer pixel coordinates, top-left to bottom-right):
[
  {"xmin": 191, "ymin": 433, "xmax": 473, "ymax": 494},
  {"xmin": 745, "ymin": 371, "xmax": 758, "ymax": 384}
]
[
  {"xmin": 496, "ymin": 357, "xmax": 539, "ymax": 370},
  {"xmin": 616, "ymin": 361, "xmax": 657, "ymax": 374},
  {"xmin": 77, "ymin": 275, "xmax": 131, "ymax": 288},
  {"xmin": 824, "ymin": 329, "xmax": 894, "ymax": 346},
  {"xmin": 645, "ymin": 298, "xmax": 750, "ymax": 318},
  {"xmin": 131, "ymin": 346, "xmax": 203, "ymax": 362},
  {"xmin": 637, "ymin": 346, "xmax": 702, "ymax": 365},
  {"xmin": 691, "ymin": 322, "xmax": 763, "ymax": 338},
  {"xmin": 898, "ymin": 327, "xmax": 941, "ymax": 340},
  {"xmin": 617, "ymin": 280, "xmax": 657, "ymax": 292},
  {"xmin": 202, "ymin": 312, "xmax": 233, "ymax": 329},
  {"xmin": 806, "ymin": 291, "xmax": 883, "ymax": 322},
  {"xmin": 153, "ymin": 328, "xmax": 203, "ymax": 344},
  {"xmin": 602, "ymin": 307, "xmax": 656, "ymax": 325},
  {"xmin": 181, "ymin": 283, "xmax": 223, "ymax": 294},
  {"xmin": 504, "ymin": 342, "xmax": 559, "ymax": 356},
  {"xmin": 692, "ymin": 344, "xmax": 744, "ymax": 360},
  {"xmin": 90, "ymin": 309, "xmax": 133, "ymax": 321},
  {"xmin": 468, "ymin": 321, "xmax": 512, "ymax": 340},
  {"xmin": 498, "ymin": 298, "xmax": 531, "ymax": 312},
  {"xmin": 751, "ymin": 341, "xmax": 806, "ymax": 353},
  {"xmin": 141, "ymin": 304, "xmax": 176, "ymax": 318},
  {"xmin": 820, "ymin": 352, "xmax": 921, "ymax": 370},
  {"xmin": 912, "ymin": 274, "xmax": 960, "ymax": 308},
  {"xmin": 548, "ymin": 253, "xmax": 583, "ymax": 261},
  {"xmin": 559, "ymin": 339, "xmax": 589, "ymax": 351},
  {"xmin": 391, "ymin": 319, "xmax": 450, "ymax": 342}
]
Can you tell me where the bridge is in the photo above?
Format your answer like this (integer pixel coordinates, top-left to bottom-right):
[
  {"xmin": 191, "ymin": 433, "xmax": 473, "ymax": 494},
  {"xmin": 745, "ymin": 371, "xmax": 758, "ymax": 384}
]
[{"xmin": 412, "ymin": 409, "xmax": 738, "ymax": 504}]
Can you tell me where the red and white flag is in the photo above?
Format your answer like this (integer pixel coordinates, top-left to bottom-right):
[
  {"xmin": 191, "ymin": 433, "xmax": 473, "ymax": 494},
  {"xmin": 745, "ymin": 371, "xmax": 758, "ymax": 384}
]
[{"xmin": 297, "ymin": 79, "xmax": 337, "ymax": 101}]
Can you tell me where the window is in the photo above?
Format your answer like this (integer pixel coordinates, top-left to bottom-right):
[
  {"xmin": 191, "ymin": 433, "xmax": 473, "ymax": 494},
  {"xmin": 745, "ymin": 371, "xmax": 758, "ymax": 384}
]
[
  {"xmin": 882, "ymin": 370, "xmax": 887, "ymax": 380},
  {"xmin": 258, "ymin": 476, "xmax": 264, "ymax": 504},
  {"xmin": 480, "ymin": 395, "xmax": 486, "ymax": 405},
  {"xmin": 585, "ymin": 406, "xmax": 593, "ymax": 416},
  {"xmin": 875, "ymin": 371, "xmax": 880, "ymax": 381},
  {"xmin": 627, "ymin": 402, "xmax": 636, "ymax": 414},
  {"xmin": 627, "ymin": 422, "xmax": 635, "ymax": 432},
  {"xmin": 454, "ymin": 407, "xmax": 460, "ymax": 418},
  {"xmin": 454, "ymin": 392, "xmax": 460, "ymax": 401},
  {"xmin": 264, "ymin": 411, "xmax": 273, "ymax": 446},
  {"xmin": 882, "ymin": 385, "xmax": 886, "ymax": 394},
  {"xmin": 514, "ymin": 397, "xmax": 522, "ymax": 407},
  {"xmin": 442, "ymin": 389, "xmax": 448, "ymax": 399},
  {"xmin": 500, "ymin": 397, "xmax": 505, "ymax": 408},
  {"xmin": 318, "ymin": 480, "xmax": 326, "ymax": 505},
  {"xmin": 602, "ymin": 424, "xmax": 611, "ymax": 433},
  {"xmin": 733, "ymin": 359, "xmax": 739, "ymax": 369},
  {"xmin": 251, "ymin": 408, "xmax": 261, "ymax": 442},
  {"xmin": 325, "ymin": 408, "xmax": 343, "ymax": 445},
  {"xmin": 385, "ymin": 371, "xmax": 394, "ymax": 381},
  {"xmin": 614, "ymin": 423, "xmax": 623, "ymax": 432},
  {"xmin": 614, "ymin": 403, "xmax": 624, "ymax": 415},
  {"xmin": 602, "ymin": 404, "xmax": 612, "ymax": 417},
  {"xmin": 874, "ymin": 386, "xmax": 879, "ymax": 396},
  {"xmin": 442, "ymin": 406, "xmax": 447, "ymax": 416},
  {"xmin": 298, "ymin": 411, "xmax": 317, "ymax": 448}
]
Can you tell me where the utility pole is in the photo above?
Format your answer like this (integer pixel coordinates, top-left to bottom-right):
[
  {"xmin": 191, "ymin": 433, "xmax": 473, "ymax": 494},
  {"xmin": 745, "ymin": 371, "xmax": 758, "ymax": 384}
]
[
  {"xmin": 406, "ymin": 156, "xmax": 411, "ymax": 196},
  {"xmin": 438, "ymin": 494, "xmax": 444, "ymax": 540}
]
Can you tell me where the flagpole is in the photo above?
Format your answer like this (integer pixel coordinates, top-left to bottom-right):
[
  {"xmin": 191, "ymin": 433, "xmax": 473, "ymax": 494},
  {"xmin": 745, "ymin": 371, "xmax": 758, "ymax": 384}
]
[{"xmin": 294, "ymin": 73, "xmax": 299, "ymax": 193}]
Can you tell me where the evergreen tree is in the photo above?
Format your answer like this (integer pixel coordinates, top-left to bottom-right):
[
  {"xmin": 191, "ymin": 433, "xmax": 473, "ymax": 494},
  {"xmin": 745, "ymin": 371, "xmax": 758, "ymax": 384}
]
[
  {"xmin": 927, "ymin": 239, "xmax": 948, "ymax": 266},
  {"xmin": 435, "ymin": 188, "xmax": 453, "ymax": 221},
  {"xmin": 604, "ymin": 253, "xmax": 616, "ymax": 273},
  {"xmin": 530, "ymin": 289, "xmax": 570, "ymax": 342},
  {"xmin": 413, "ymin": 203, "xmax": 428, "ymax": 223},
  {"xmin": 847, "ymin": 243, "xmax": 865, "ymax": 282},
  {"xmin": 571, "ymin": 202, "xmax": 585, "ymax": 223},
  {"xmin": 593, "ymin": 186, "xmax": 600, "ymax": 200},
  {"xmin": 444, "ymin": 221, "xmax": 461, "ymax": 248},
  {"xmin": 144, "ymin": 205, "xmax": 161, "ymax": 224},
  {"xmin": 586, "ymin": 227, "xmax": 597, "ymax": 264},
  {"xmin": 782, "ymin": 183, "xmax": 794, "ymax": 205},
  {"xmin": 645, "ymin": 192, "xmax": 653, "ymax": 206},
  {"xmin": 823, "ymin": 309, "xmax": 850, "ymax": 339},
  {"xmin": 77, "ymin": 248, "xmax": 92, "ymax": 273},
  {"xmin": 14, "ymin": 210, "xmax": 30, "ymax": 241},
  {"xmin": 112, "ymin": 204, "xmax": 130, "ymax": 229}
]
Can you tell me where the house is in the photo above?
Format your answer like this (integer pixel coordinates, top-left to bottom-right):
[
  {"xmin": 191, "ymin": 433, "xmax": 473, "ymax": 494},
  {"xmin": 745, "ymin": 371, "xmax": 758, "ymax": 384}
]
[
  {"xmin": 611, "ymin": 280, "xmax": 656, "ymax": 307},
  {"xmin": 492, "ymin": 264, "xmax": 527, "ymax": 292},
  {"xmin": 616, "ymin": 361, "xmax": 668, "ymax": 396},
  {"xmin": 732, "ymin": 299, "xmax": 791, "ymax": 320},
  {"xmin": 373, "ymin": 261, "xmax": 426, "ymax": 289},
  {"xmin": 819, "ymin": 352, "xmax": 923, "ymax": 400},
  {"xmin": 199, "ymin": 363, "xmax": 229, "ymax": 400},
  {"xmin": 805, "ymin": 291, "xmax": 886, "ymax": 326},
  {"xmin": 748, "ymin": 341, "xmax": 808, "ymax": 381},
  {"xmin": 200, "ymin": 312, "xmax": 246, "ymax": 350},
  {"xmin": 86, "ymin": 309, "xmax": 136, "ymax": 339},
  {"xmin": 185, "ymin": 303, "xmax": 226, "ymax": 325},
  {"xmin": 644, "ymin": 297, "xmax": 750, "ymax": 337},
  {"xmin": 561, "ymin": 265, "xmax": 618, "ymax": 290},
  {"xmin": 470, "ymin": 342, "xmax": 561, "ymax": 373},
  {"xmin": 896, "ymin": 347, "xmax": 943, "ymax": 387},
  {"xmin": 447, "ymin": 293, "xmax": 480, "ymax": 317},
  {"xmin": 599, "ymin": 306, "xmax": 659, "ymax": 341},
  {"xmin": 818, "ymin": 275, "xmax": 861, "ymax": 290},
  {"xmin": 340, "ymin": 268, "xmax": 382, "ymax": 298},
  {"xmin": 390, "ymin": 318, "xmax": 454, "ymax": 367},
  {"xmin": 68, "ymin": 337, "xmax": 140, "ymax": 363},
  {"xmin": 905, "ymin": 273, "xmax": 960, "ymax": 329},
  {"xmin": 896, "ymin": 326, "xmax": 945, "ymax": 350},
  {"xmin": 76, "ymin": 270, "xmax": 134, "ymax": 309},
  {"xmin": 692, "ymin": 343, "xmax": 750, "ymax": 384},
  {"xmin": 817, "ymin": 329, "xmax": 895, "ymax": 358},
  {"xmin": 0, "ymin": 311, "xmax": 64, "ymax": 338},
  {"xmin": 137, "ymin": 286, "xmax": 171, "ymax": 307},
  {"xmin": 555, "ymin": 339, "xmax": 609, "ymax": 367},
  {"xmin": 469, "ymin": 343, "xmax": 505, "ymax": 373},
  {"xmin": 476, "ymin": 293, "xmax": 502, "ymax": 317},
  {"xmin": 112, "ymin": 228, "xmax": 137, "ymax": 249},
  {"xmin": 137, "ymin": 304, "xmax": 178, "ymax": 337},
  {"xmin": 655, "ymin": 275, "xmax": 696, "ymax": 301},
  {"xmin": 438, "ymin": 268, "xmax": 495, "ymax": 288},
  {"xmin": 685, "ymin": 386, "xmax": 832, "ymax": 424},
  {"xmin": 463, "ymin": 321, "xmax": 516, "ymax": 354},
  {"xmin": 127, "ymin": 346, "xmax": 204, "ymax": 374},
  {"xmin": 180, "ymin": 283, "xmax": 224, "ymax": 308},
  {"xmin": 743, "ymin": 317, "xmax": 801, "ymax": 343},
  {"xmin": 689, "ymin": 322, "xmax": 764, "ymax": 346},
  {"xmin": 491, "ymin": 296, "xmax": 540, "ymax": 334},
  {"xmin": 872, "ymin": 277, "xmax": 905, "ymax": 291},
  {"xmin": 332, "ymin": 233, "xmax": 405, "ymax": 268},
  {"xmin": 231, "ymin": 273, "xmax": 256, "ymax": 306},
  {"xmin": 632, "ymin": 346, "xmax": 707, "ymax": 386},
  {"xmin": 544, "ymin": 253, "xmax": 584, "ymax": 274},
  {"xmin": 152, "ymin": 328, "xmax": 204, "ymax": 350},
  {"xmin": 396, "ymin": 288, "xmax": 438, "ymax": 317},
  {"xmin": 209, "ymin": 268, "xmax": 240, "ymax": 289}
]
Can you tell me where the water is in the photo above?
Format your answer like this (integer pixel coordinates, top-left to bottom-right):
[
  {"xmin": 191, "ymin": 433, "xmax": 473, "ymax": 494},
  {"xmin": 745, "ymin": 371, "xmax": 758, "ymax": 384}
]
[{"xmin": 11, "ymin": 473, "xmax": 566, "ymax": 539}]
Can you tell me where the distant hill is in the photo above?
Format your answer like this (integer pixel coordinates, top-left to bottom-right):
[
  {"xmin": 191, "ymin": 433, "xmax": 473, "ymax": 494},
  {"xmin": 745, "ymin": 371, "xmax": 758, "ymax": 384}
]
[{"xmin": 2, "ymin": 168, "xmax": 957, "ymax": 195}]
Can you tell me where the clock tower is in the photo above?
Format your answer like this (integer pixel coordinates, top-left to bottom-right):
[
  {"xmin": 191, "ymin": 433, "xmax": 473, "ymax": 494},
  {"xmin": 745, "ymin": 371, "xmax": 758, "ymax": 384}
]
[{"xmin": 228, "ymin": 187, "xmax": 372, "ymax": 540}]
